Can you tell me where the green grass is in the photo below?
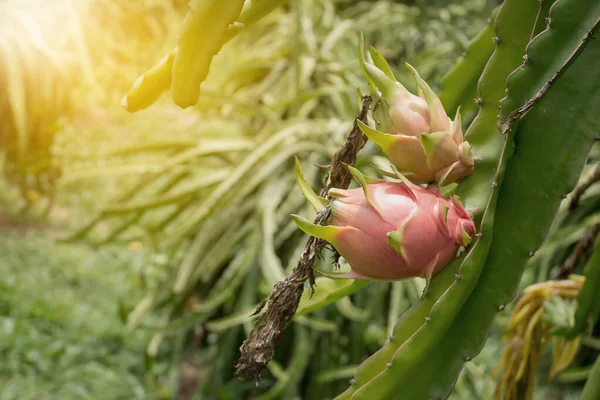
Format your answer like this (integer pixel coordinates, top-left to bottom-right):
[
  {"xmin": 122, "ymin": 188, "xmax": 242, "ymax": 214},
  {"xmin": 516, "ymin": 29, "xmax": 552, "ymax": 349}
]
[{"xmin": 0, "ymin": 233, "xmax": 173, "ymax": 400}]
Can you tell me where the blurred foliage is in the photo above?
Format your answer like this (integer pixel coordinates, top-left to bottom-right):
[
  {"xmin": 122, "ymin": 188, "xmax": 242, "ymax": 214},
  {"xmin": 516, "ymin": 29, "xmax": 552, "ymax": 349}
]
[
  {"xmin": 0, "ymin": 0, "xmax": 183, "ymax": 213},
  {"xmin": 0, "ymin": 234, "xmax": 174, "ymax": 399}
]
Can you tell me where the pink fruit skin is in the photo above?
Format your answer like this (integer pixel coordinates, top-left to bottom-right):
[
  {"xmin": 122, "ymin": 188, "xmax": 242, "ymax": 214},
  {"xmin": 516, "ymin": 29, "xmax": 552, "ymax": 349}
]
[{"xmin": 330, "ymin": 180, "xmax": 476, "ymax": 281}]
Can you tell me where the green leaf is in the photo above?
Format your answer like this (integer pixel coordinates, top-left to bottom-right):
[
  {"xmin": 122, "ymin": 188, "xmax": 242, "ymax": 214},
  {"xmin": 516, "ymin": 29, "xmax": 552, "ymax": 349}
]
[
  {"xmin": 164, "ymin": 122, "xmax": 329, "ymax": 246},
  {"xmin": 103, "ymin": 171, "xmax": 229, "ymax": 214}
]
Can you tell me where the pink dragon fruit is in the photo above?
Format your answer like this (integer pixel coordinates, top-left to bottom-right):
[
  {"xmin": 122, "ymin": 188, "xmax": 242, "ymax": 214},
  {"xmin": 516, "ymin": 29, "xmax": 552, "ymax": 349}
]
[
  {"xmin": 359, "ymin": 52, "xmax": 475, "ymax": 185},
  {"xmin": 293, "ymin": 162, "xmax": 476, "ymax": 281}
]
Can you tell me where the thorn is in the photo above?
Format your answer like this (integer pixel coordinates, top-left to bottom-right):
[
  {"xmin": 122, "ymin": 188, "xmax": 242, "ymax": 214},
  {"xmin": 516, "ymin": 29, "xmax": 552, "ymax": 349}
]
[
  {"xmin": 529, "ymin": 251, "xmax": 535, "ymax": 257},
  {"xmin": 454, "ymin": 273, "xmax": 461, "ymax": 280},
  {"xmin": 522, "ymin": 55, "xmax": 528, "ymax": 64},
  {"xmin": 475, "ymin": 232, "xmax": 482, "ymax": 238},
  {"xmin": 475, "ymin": 97, "xmax": 483, "ymax": 105},
  {"xmin": 498, "ymin": 304, "xmax": 505, "ymax": 311},
  {"xmin": 492, "ymin": 36, "xmax": 500, "ymax": 44},
  {"xmin": 492, "ymin": 181, "xmax": 498, "ymax": 188},
  {"xmin": 465, "ymin": 356, "xmax": 472, "ymax": 362},
  {"xmin": 425, "ymin": 316, "xmax": 431, "ymax": 322},
  {"xmin": 389, "ymin": 335, "xmax": 394, "ymax": 341},
  {"xmin": 349, "ymin": 379, "xmax": 355, "ymax": 385},
  {"xmin": 386, "ymin": 362, "xmax": 392, "ymax": 368}
]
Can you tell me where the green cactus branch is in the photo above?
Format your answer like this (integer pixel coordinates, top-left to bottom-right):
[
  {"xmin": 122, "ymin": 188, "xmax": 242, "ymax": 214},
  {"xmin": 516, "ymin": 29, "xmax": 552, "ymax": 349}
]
[
  {"xmin": 500, "ymin": 14, "xmax": 600, "ymax": 128},
  {"xmin": 337, "ymin": 0, "xmax": 544, "ymax": 397},
  {"xmin": 122, "ymin": 0, "xmax": 288, "ymax": 111},
  {"xmin": 398, "ymin": 2, "xmax": 600, "ymax": 398},
  {"xmin": 439, "ymin": 6, "xmax": 498, "ymax": 117},
  {"xmin": 337, "ymin": 1, "xmax": 600, "ymax": 398}
]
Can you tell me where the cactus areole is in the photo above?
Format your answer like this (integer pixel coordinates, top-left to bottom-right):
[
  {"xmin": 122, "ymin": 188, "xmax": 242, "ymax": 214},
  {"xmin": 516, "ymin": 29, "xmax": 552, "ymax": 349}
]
[{"xmin": 293, "ymin": 176, "xmax": 476, "ymax": 281}]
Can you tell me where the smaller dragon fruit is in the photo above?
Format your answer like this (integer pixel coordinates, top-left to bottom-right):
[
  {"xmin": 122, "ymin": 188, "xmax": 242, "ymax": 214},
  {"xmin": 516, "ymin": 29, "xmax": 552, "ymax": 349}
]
[
  {"xmin": 293, "ymin": 160, "xmax": 476, "ymax": 281},
  {"xmin": 359, "ymin": 46, "xmax": 475, "ymax": 185}
]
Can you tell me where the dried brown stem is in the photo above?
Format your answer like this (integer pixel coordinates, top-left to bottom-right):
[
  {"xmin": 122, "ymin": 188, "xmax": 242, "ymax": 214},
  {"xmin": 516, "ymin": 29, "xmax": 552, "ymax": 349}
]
[
  {"xmin": 557, "ymin": 223, "xmax": 600, "ymax": 279},
  {"xmin": 569, "ymin": 163, "xmax": 600, "ymax": 211},
  {"xmin": 234, "ymin": 96, "xmax": 372, "ymax": 382}
]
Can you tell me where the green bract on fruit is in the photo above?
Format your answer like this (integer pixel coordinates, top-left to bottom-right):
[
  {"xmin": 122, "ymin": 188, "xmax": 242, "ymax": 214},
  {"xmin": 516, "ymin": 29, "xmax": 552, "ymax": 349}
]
[{"xmin": 359, "ymin": 53, "xmax": 475, "ymax": 185}]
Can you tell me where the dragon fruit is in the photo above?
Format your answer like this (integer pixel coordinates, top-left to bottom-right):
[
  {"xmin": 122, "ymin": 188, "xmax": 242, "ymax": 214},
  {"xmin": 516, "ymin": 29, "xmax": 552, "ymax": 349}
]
[
  {"xmin": 293, "ymin": 163, "xmax": 476, "ymax": 281},
  {"xmin": 359, "ymin": 54, "xmax": 475, "ymax": 185}
]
